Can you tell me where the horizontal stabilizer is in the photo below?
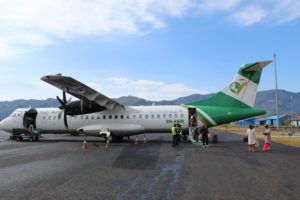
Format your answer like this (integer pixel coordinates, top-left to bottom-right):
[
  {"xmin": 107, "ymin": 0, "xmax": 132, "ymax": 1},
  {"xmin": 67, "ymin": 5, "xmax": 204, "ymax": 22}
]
[{"xmin": 241, "ymin": 60, "xmax": 272, "ymax": 72}]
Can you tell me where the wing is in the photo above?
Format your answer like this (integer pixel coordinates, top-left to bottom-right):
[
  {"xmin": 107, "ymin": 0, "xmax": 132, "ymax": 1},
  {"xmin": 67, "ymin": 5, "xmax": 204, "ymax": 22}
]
[{"xmin": 41, "ymin": 74, "xmax": 124, "ymax": 110}]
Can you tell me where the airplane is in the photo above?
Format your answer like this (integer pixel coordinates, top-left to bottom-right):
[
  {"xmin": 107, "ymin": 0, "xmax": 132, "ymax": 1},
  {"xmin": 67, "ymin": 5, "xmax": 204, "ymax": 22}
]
[{"xmin": 0, "ymin": 60, "xmax": 272, "ymax": 142}]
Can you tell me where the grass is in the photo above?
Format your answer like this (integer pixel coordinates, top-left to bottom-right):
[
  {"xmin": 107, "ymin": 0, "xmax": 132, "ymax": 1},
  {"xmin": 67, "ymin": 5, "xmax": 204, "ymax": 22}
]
[{"xmin": 214, "ymin": 125, "xmax": 300, "ymax": 148}]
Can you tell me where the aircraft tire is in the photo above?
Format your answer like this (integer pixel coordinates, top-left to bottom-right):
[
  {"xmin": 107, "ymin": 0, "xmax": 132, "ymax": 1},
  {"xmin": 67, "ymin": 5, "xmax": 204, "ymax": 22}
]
[
  {"xmin": 34, "ymin": 136, "xmax": 39, "ymax": 142},
  {"xmin": 113, "ymin": 136, "xmax": 124, "ymax": 142},
  {"xmin": 107, "ymin": 135, "xmax": 114, "ymax": 143}
]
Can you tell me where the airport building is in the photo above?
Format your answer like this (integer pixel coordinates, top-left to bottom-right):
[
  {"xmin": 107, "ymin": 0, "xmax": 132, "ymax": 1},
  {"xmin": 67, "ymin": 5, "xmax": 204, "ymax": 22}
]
[
  {"xmin": 236, "ymin": 115, "xmax": 294, "ymax": 127},
  {"xmin": 262, "ymin": 115, "xmax": 292, "ymax": 126},
  {"xmin": 236, "ymin": 117, "xmax": 259, "ymax": 126},
  {"xmin": 290, "ymin": 116, "xmax": 300, "ymax": 127}
]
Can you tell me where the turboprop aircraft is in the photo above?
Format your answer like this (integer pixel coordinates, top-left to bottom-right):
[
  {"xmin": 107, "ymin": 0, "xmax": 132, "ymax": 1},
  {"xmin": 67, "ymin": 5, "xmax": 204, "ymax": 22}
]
[{"xmin": 0, "ymin": 61, "xmax": 272, "ymax": 142}]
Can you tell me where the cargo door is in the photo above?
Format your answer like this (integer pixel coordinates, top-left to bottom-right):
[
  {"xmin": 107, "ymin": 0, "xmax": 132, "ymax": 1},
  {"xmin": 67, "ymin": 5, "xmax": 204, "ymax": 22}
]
[{"xmin": 23, "ymin": 109, "xmax": 37, "ymax": 128}]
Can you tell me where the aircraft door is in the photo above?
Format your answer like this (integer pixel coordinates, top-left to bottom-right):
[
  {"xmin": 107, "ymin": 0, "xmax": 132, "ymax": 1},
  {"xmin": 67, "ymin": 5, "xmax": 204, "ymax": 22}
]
[
  {"xmin": 188, "ymin": 108, "xmax": 198, "ymax": 142},
  {"xmin": 188, "ymin": 108, "xmax": 197, "ymax": 127},
  {"xmin": 23, "ymin": 109, "xmax": 38, "ymax": 128}
]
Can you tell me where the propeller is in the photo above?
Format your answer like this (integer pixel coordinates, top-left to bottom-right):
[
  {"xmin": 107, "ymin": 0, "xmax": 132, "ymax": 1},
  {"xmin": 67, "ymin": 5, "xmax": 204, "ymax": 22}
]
[{"xmin": 57, "ymin": 91, "xmax": 71, "ymax": 129}]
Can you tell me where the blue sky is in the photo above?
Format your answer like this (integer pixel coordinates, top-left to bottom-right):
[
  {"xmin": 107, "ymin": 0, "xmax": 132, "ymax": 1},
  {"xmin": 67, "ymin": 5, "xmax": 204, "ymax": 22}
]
[{"xmin": 0, "ymin": 0, "xmax": 299, "ymax": 101}]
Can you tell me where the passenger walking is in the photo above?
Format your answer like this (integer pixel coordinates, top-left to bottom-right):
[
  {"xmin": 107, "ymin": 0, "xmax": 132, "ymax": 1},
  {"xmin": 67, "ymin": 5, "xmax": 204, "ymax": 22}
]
[
  {"xmin": 171, "ymin": 124, "xmax": 177, "ymax": 147},
  {"xmin": 263, "ymin": 125, "xmax": 271, "ymax": 151},
  {"xmin": 246, "ymin": 125, "xmax": 257, "ymax": 152},
  {"xmin": 200, "ymin": 125, "xmax": 209, "ymax": 147},
  {"xmin": 194, "ymin": 126, "xmax": 200, "ymax": 142},
  {"xmin": 176, "ymin": 123, "xmax": 182, "ymax": 146}
]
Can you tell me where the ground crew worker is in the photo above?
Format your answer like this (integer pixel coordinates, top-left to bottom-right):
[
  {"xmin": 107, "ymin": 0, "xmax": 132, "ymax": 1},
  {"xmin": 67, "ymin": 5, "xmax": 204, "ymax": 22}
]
[
  {"xmin": 29, "ymin": 124, "xmax": 34, "ymax": 133},
  {"xmin": 171, "ymin": 124, "xmax": 177, "ymax": 147}
]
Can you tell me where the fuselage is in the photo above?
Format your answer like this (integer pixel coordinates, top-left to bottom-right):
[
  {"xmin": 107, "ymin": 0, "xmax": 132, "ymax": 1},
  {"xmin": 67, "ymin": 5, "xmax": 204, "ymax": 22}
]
[{"xmin": 0, "ymin": 105, "xmax": 196, "ymax": 137}]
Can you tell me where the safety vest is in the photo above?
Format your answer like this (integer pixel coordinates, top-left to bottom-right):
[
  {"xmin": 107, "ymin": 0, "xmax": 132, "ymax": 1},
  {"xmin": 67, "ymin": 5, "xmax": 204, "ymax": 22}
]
[{"xmin": 171, "ymin": 127, "xmax": 177, "ymax": 136}]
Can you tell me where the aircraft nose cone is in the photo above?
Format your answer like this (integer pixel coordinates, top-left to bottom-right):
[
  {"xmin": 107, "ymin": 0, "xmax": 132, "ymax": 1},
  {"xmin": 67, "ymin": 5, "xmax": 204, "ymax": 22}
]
[
  {"xmin": 0, "ymin": 120, "xmax": 4, "ymax": 130},
  {"xmin": 0, "ymin": 119, "xmax": 7, "ymax": 131}
]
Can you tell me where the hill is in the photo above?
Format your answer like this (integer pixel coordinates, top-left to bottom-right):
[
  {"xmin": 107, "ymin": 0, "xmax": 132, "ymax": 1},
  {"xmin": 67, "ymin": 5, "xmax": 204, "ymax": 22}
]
[{"xmin": 0, "ymin": 89, "xmax": 298, "ymax": 120}]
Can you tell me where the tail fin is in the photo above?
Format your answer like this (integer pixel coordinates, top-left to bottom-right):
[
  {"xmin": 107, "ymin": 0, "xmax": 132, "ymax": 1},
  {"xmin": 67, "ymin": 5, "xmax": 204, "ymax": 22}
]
[{"xmin": 188, "ymin": 61, "xmax": 272, "ymax": 108}]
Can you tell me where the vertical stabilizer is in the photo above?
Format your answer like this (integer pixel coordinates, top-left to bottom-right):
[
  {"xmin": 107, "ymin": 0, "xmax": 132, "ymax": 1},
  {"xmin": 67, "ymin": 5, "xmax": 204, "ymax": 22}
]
[
  {"xmin": 187, "ymin": 61, "xmax": 272, "ymax": 108},
  {"xmin": 222, "ymin": 60, "xmax": 272, "ymax": 107}
]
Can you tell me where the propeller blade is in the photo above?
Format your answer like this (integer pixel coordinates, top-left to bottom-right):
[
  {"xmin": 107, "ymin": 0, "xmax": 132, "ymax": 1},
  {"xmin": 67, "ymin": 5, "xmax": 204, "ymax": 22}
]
[
  {"xmin": 56, "ymin": 96, "xmax": 65, "ymax": 107},
  {"xmin": 63, "ymin": 91, "xmax": 67, "ymax": 103},
  {"xmin": 63, "ymin": 111, "xmax": 68, "ymax": 129}
]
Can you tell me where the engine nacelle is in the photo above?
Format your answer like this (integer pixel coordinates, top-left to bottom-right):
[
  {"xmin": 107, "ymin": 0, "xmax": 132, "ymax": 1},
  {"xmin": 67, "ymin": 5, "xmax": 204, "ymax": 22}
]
[{"xmin": 65, "ymin": 100, "xmax": 106, "ymax": 115}]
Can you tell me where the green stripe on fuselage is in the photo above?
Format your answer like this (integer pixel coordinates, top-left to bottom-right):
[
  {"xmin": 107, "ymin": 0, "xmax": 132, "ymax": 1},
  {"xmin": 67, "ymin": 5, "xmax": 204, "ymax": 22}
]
[
  {"xmin": 185, "ymin": 92, "xmax": 265, "ymax": 126},
  {"xmin": 195, "ymin": 106, "xmax": 265, "ymax": 126},
  {"xmin": 187, "ymin": 92, "xmax": 251, "ymax": 108},
  {"xmin": 195, "ymin": 109, "xmax": 212, "ymax": 126}
]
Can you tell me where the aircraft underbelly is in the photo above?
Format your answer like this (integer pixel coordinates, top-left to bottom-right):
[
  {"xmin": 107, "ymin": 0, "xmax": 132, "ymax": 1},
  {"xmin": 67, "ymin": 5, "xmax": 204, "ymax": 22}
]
[{"xmin": 79, "ymin": 123, "xmax": 145, "ymax": 135}]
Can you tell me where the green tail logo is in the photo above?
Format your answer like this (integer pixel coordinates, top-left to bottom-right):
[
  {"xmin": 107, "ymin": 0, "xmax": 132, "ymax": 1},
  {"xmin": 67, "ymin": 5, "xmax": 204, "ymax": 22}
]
[{"xmin": 230, "ymin": 82, "xmax": 248, "ymax": 94}]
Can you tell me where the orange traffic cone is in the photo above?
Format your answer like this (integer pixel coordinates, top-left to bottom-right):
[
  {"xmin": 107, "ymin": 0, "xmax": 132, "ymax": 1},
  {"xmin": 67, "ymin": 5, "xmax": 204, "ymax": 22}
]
[
  {"xmin": 134, "ymin": 136, "xmax": 139, "ymax": 145},
  {"xmin": 105, "ymin": 139, "xmax": 111, "ymax": 148},
  {"xmin": 143, "ymin": 134, "xmax": 147, "ymax": 144},
  {"xmin": 82, "ymin": 138, "xmax": 88, "ymax": 150}
]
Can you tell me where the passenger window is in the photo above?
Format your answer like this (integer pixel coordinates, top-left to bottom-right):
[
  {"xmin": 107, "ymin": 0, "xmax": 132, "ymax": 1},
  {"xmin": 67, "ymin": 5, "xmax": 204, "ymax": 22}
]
[
  {"xmin": 86, "ymin": 115, "xmax": 89, "ymax": 120},
  {"xmin": 145, "ymin": 114, "xmax": 148, "ymax": 119},
  {"xmin": 53, "ymin": 116, "xmax": 57, "ymax": 120},
  {"xmin": 133, "ymin": 115, "xmax": 136, "ymax": 119},
  {"xmin": 42, "ymin": 116, "xmax": 46, "ymax": 120},
  {"xmin": 157, "ymin": 114, "xmax": 160, "ymax": 119},
  {"xmin": 169, "ymin": 114, "xmax": 172, "ymax": 118},
  {"xmin": 103, "ymin": 115, "xmax": 106, "ymax": 120},
  {"xmin": 91, "ymin": 115, "xmax": 95, "ymax": 120},
  {"xmin": 127, "ymin": 115, "xmax": 130, "ymax": 119},
  {"xmin": 115, "ymin": 115, "xmax": 118, "ymax": 119},
  {"xmin": 139, "ymin": 114, "xmax": 142, "ymax": 119},
  {"xmin": 81, "ymin": 115, "xmax": 84, "ymax": 120},
  {"xmin": 48, "ymin": 116, "xmax": 51, "ymax": 120},
  {"xmin": 97, "ymin": 115, "xmax": 100, "ymax": 120},
  {"xmin": 151, "ymin": 114, "xmax": 155, "ymax": 119},
  {"xmin": 180, "ymin": 114, "xmax": 184, "ymax": 118},
  {"xmin": 175, "ymin": 114, "xmax": 178, "ymax": 118},
  {"xmin": 109, "ymin": 115, "xmax": 112, "ymax": 119},
  {"xmin": 163, "ymin": 114, "xmax": 166, "ymax": 119},
  {"xmin": 121, "ymin": 115, "xmax": 124, "ymax": 119}
]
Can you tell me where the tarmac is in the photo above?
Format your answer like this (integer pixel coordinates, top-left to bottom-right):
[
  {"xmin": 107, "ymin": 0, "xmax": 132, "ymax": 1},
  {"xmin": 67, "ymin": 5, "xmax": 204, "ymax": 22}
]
[{"xmin": 1, "ymin": 129, "xmax": 300, "ymax": 200}]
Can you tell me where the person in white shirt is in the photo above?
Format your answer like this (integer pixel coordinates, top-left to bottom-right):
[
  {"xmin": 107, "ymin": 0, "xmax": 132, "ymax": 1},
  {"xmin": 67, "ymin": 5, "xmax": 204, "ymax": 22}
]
[{"xmin": 246, "ymin": 125, "xmax": 256, "ymax": 152}]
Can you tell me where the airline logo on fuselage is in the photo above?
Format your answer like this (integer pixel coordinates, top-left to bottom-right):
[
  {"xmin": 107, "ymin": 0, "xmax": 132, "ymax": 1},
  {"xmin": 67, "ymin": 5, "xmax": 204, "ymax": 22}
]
[{"xmin": 229, "ymin": 82, "xmax": 247, "ymax": 94}]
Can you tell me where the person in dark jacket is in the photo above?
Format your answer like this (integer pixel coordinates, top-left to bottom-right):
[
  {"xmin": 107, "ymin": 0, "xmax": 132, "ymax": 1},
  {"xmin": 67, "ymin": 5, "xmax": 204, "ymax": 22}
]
[{"xmin": 200, "ymin": 125, "xmax": 209, "ymax": 147}]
